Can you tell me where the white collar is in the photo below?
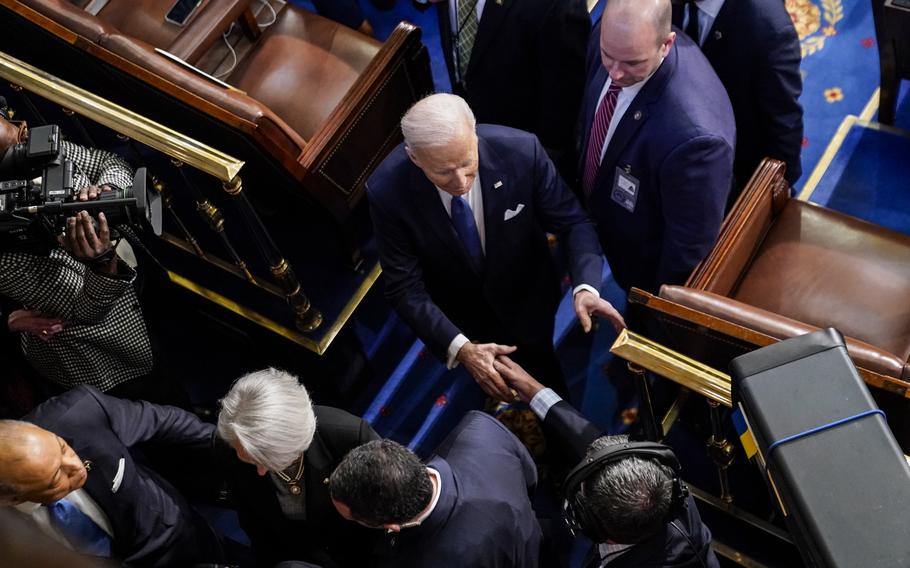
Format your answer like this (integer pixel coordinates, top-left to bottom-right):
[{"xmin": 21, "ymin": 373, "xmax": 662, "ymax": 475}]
[
  {"xmin": 15, "ymin": 501, "xmax": 41, "ymax": 514},
  {"xmin": 695, "ymin": 0, "xmax": 725, "ymax": 19},
  {"xmin": 400, "ymin": 467, "xmax": 442, "ymax": 529}
]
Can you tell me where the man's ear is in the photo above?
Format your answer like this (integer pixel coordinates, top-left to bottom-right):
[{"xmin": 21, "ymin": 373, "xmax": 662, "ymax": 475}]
[{"xmin": 405, "ymin": 145, "xmax": 421, "ymax": 168}]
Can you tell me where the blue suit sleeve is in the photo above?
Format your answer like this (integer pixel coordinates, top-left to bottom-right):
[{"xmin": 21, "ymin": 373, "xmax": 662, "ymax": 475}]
[
  {"xmin": 530, "ymin": 136, "xmax": 604, "ymax": 290},
  {"xmin": 88, "ymin": 387, "xmax": 214, "ymax": 449},
  {"xmin": 656, "ymin": 135, "xmax": 733, "ymax": 287},
  {"xmin": 542, "ymin": 400, "xmax": 603, "ymax": 464},
  {"xmin": 368, "ymin": 186, "xmax": 463, "ymax": 360},
  {"xmin": 755, "ymin": 23, "xmax": 803, "ymax": 185}
]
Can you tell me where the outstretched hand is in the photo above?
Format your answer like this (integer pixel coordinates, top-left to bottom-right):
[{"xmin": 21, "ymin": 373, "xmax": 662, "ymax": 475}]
[
  {"xmin": 493, "ymin": 356, "xmax": 546, "ymax": 404},
  {"xmin": 573, "ymin": 290, "xmax": 626, "ymax": 333},
  {"xmin": 456, "ymin": 342, "xmax": 517, "ymax": 402}
]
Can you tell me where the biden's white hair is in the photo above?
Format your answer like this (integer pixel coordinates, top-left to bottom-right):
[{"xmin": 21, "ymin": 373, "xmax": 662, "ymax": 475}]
[
  {"xmin": 401, "ymin": 93, "xmax": 476, "ymax": 150},
  {"xmin": 217, "ymin": 368, "xmax": 317, "ymax": 472}
]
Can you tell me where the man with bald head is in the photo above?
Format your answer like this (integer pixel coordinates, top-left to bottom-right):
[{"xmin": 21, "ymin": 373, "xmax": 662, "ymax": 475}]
[
  {"xmin": 368, "ymin": 93, "xmax": 624, "ymax": 401},
  {"xmin": 577, "ymin": 0, "xmax": 735, "ymax": 294},
  {"xmin": 0, "ymin": 385, "xmax": 220, "ymax": 566}
]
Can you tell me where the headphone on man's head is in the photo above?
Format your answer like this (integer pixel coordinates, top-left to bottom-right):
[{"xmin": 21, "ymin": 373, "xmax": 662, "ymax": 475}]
[{"xmin": 562, "ymin": 441, "xmax": 689, "ymax": 544}]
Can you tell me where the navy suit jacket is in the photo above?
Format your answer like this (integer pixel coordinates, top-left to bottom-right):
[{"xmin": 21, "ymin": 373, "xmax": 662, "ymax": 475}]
[
  {"xmin": 578, "ymin": 24, "xmax": 735, "ymax": 293},
  {"xmin": 437, "ymin": 0, "xmax": 590, "ymax": 177},
  {"xmin": 25, "ymin": 386, "xmax": 216, "ymax": 567},
  {"xmin": 368, "ymin": 124, "xmax": 603, "ymax": 360},
  {"xmin": 543, "ymin": 401, "xmax": 720, "ymax": 568},
  {"xmin": 376, "ymin": 411, "xmax": 541, "ymax": 567},
  {"xmin": 674, "ymin": 0, "xmax": 803, "ymax": 189}
]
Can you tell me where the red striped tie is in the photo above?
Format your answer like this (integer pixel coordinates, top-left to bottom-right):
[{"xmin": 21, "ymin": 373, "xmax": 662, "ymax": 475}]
[{"xmin": 582, "ymin": 83, "xmax": 623, "ymax": 196}]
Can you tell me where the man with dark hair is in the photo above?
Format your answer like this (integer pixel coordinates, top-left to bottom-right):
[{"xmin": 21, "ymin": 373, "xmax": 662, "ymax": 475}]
[
  {"xmin": 329, "ymin": 411, "xmax": 542, "ymax": 567},
  {"xmin": 0, "ymin": 386, "xmax": 221, "ymax": 566},
  {"xmin": 496, "ymin": 356, "xmax": 719, "ymax": 567}
]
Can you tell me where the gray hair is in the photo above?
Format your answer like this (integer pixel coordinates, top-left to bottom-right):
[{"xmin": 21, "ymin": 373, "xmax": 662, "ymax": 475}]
[
  {"xmin": 400, "ymin": 93, "xmax": 476, "ymax": 150},
  {"xmin": 217, "ymin": 368, "xmax": 317, "ymax": 472},
  {"xmin": 583, "ymin": 435, "xmax": 674, "ymax": 543}
]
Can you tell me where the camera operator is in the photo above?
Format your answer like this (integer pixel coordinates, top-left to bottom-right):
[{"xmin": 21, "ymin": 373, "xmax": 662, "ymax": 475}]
[
  {"xmin": 0, "ymin": 116, "xmax": 161, "ymax": 402},
  {"xmin": 495, "ymin": 355, "xmax": 719, "ymax": 568}
]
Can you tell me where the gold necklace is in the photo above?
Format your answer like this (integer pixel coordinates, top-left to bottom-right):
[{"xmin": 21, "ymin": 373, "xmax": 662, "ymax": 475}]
[{"xmin": 274, "ymin": 454, "xmax": 305, "ymax": 495}]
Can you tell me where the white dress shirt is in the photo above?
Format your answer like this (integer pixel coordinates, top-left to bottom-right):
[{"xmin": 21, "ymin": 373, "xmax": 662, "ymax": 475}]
[
  {"xmin": 595, "ymin": 66, "xmax": 659, "ymax": 164},
  {"xmin": 16, "ymin": 489, "xmax": 115, "ymax": 550},
  {"xmin": 681, "ymin": 0, "xmax": 726, "ymax": 46}
]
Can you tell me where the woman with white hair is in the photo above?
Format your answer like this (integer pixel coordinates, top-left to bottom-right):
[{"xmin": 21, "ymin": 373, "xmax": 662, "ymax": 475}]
[{"xmin": 216, "ymin": 368, "xmax": 379, "ymax": 568}]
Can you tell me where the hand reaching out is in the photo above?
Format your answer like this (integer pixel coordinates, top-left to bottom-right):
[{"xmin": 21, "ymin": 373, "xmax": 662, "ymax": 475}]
[
  {"xmin": 573, "ymin": 290, "xmax": 626, "ymax": 333},
  {"xmin": 456, "ymin": 342, "xmax": 517, "ymax": 402}
]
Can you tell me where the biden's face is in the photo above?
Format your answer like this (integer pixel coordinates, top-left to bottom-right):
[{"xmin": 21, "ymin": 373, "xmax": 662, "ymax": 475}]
[{"xmin": 407, "ymin": 128, "xmax": 479, "ymax": 197}]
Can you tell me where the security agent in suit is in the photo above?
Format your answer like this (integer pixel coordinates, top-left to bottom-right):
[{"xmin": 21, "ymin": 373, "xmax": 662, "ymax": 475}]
[
  {"xmin": 577, "ymin": 0, "xmax": 735, "ymax": 293},
  {"xmin": 216, "ymin": 368, "xmax": 381, "ymax": 568},
  {"xmin": 368, "ymin": 93, "xmax": 624, "ymax": 401},
  {"xmin": 496, "ymin": 356, "xmax": 720, "ymax": 567},
  {"xmin": 0, "ymin": 385, "xmax": 221, "ymax": 567},
  {"xmin": 417, "ymin": 0, "xmax": 590, "ymax": 179},
  {"xmin": 329, "ymin": 411, "xmax": 542, "ymax": 568},
  {"xmin": 673, "ymin": 0, "xmax": 803, "ymax": 196}
]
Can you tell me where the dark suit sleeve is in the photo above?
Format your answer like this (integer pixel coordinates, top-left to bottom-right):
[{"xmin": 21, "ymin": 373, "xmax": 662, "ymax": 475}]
[
  {"xmin": 656, "ymin": 135, "xmax": 733, "ymax": 287},
  {"xmin": 529, "ymin": 136, "xmax": 604, "ymax": 290},
  {"xmin": 543, "ymin": 400, "xmax": 603, "ymax": 464},
  {"xmin": 88, "ymin": 387, "xmax": 214, "ymax": 449},
  {"xmin": 755, "ymin": 22, "xmax": 803, "ymax": 185},
  {"xmin": 368, "ymin": 187, "xmax": 464, "ymax": 360},
  {"xmin": 534, "ymin": 0, "xmax": 590, "ymax": 175}
]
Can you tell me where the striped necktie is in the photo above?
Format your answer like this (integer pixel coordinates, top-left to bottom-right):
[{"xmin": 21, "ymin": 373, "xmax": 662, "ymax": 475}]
[
  {"xmin": 456, "ymin": 0, "xmax": 480, "ymax": 84},
  {"xmin": 582, "ymin": 83, "xmax": 623, "ymax": 196}
]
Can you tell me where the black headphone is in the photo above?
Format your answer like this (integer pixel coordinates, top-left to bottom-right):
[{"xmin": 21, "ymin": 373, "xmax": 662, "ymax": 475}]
[{"xmin": 562, "ymin": 441, "xmax": 689, "ymax": 544}]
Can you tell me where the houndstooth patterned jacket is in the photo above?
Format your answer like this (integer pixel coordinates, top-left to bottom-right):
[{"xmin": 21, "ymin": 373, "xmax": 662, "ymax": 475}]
[{"xmin": 0, "ymin": 142, "xmax": 152, "ymax": 391}]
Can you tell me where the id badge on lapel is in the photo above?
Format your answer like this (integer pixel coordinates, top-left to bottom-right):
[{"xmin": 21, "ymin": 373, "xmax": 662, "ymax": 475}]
[{"xmin": 611, "ymin": 167, "xmax": 640, "ymax": 213}]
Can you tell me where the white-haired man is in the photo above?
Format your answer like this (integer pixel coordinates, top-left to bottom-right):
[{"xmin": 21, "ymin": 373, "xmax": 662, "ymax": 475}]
[
  {"xmin": 216, "ymin": 368, "xmax": 380, "ymax": 568},
  {"xmin": 367, "ymin": 93, "xmax": 624, "ymax": 401}
]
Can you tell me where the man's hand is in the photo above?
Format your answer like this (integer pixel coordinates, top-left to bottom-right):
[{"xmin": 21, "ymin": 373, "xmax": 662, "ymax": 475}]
[
  {"xmin": 76, "ymin": 184, "xmax": 112, "ymax": 202},
  {"xmin": 59, "ymin": 211, "xmax": 117, "ymax": 275},
  {"xmin": 7, "ymin": 309, "xmax": 64, "ymax": 342},
  {"xmin": 493, "ymin": 356, "xmax": 546, "ymax": 404},
  {"xmin": 574, "ymin": 290, "xmax": 626, "ymax": 333},
  {"xmin": 456, "ymin": 342, "xmax": 517, "ymax": 402}
]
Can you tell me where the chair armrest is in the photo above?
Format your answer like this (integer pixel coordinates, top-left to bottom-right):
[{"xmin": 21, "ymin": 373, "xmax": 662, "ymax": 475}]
[
  {"xmin": 660, "ymin": 285, "xmax": 908, "ymax": 381},
  {"xmin": 687, "ymin": 158, "xmax": 790, "ymax": 295}
]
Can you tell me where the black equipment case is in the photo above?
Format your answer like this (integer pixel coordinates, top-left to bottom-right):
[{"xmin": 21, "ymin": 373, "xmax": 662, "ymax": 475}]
[{"xmin": 730, "ymin": 328, "xmax": 910, "ymax": 567}]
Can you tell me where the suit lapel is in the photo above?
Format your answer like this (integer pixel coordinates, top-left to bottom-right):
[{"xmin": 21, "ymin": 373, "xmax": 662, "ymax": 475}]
[
  {"xmin": 477, "ymin": 136, "xmax": 509, "ymax": 276},
  {"xmin": 303, "ymin": 433, "xmax": 334, "ymax": 520},
  {"xmin": 700, "ymin": 1, "xmax": 731, "ymax": 55},
  {"xmin": 466, "ymin": 0, "xmax": 515, "ymax": 79},
  {"xmin": 409, "ymin": 165, "xmax": 481, "ymax": 276},
  {"xmin": 593, "ymin": 42, "xmax": 678, "ymax": 190},
  {"xmin": 75, "ymin": 445, "xmax": 126, "ymax": 546}
]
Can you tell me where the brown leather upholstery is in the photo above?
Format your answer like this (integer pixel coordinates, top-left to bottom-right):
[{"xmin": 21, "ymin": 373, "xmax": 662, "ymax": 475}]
[
  {"xmin": 734, "ymin": 200, "xmax": 910, "ymax": 363},
  {"xmin": 664, "ymin": 158, "xmax": 910, "ymax": 387},
  {"xmin": 96, "ymin": 0, "xmax": 252, "ymax": 64},
  {"xmin": 660, "ymin": 286, "xmax": 909, "ymax": 381},
  {"xmin": 227, "ymin": 6, "xmax": 380, "ymax": 141},
  {"xmin": 19, "ymin": 0, "xmax": 115, "ymax": 41}
]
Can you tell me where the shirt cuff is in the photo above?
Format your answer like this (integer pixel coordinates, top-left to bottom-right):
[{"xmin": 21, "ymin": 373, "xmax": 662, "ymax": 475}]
[
  {"xmin": 573, "ymin": 284, "xmax": 600, "ymax": 298},
  {"xmin": 446, "ymin": 334, "xmax": 470, "ymax": 369},
  {"xmin": 529, "ymin": 388, "xmax": 563, "ymax": 420}
]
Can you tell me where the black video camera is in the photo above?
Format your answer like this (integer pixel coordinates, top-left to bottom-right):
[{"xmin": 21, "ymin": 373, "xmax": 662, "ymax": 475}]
[{"xmin": 0, "ymin": 124, "xmax": 161, "ymax": 253}]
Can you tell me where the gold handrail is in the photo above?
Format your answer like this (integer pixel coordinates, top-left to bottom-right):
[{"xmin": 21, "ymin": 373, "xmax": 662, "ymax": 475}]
[
  {"xmin": 610, "ymin": 329, "xmax": 733, "ymax": 407},
  {"xmin": 0, "ymin": 50, "xmax": 243, "ymax": 181}
]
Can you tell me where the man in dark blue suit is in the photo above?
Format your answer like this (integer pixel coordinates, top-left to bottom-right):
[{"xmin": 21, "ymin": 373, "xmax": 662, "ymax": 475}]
[
  {"xmin": 496, "ymin": 356, "xmax": 720, "ymax": 568},
  {"xmin": 578, "ymin": 0, "xmax": 735, "ymax": 294},
  {"xmin": 329, "ymin": 411, "xmax": 542, "ymax": 567},
  {"xmin": 673, "ymin": 0, "xmax": 803, "ymax": 196},
  {"xmin": 368, "ymin": 93, "xmax": 624, "ymax": 400},
  {"xmin": 0, "ymin": 386, "xmax": 220, "ymax": 566}
]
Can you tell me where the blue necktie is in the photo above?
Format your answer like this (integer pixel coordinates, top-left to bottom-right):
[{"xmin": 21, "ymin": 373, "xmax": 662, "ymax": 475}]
[
  {"xmin": 450, "ymin": 196, "xmax": 484, "ymax": 272},
  {"xmin": 46, "ymin": 498, "xmax": 113, "ymax": 557}
]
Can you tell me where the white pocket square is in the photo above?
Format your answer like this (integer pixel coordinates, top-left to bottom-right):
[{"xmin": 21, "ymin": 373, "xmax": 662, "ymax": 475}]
[
  {"xmin": 504, "ymin": 204, "xmax": 525, "ymax": 221},
  {"xmin": 111, "ymin": 457, "xmax": 125, "ymax": 493}
]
